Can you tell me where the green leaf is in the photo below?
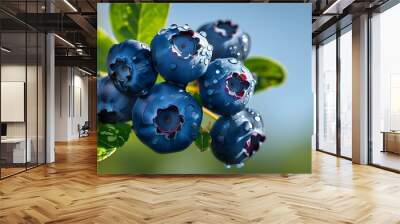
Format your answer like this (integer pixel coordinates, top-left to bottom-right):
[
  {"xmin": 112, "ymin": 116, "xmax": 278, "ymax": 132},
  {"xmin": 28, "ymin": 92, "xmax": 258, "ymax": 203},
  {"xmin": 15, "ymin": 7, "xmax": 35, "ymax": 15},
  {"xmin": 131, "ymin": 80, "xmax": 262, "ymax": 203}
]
[
  {"xmin": 98, "ymin": 122, "xmax": 131, "ymax": 150},
  {"xmin": 97, "ymin": 147, "xmax": 117, "ymax": 162},
  {"xmin": 110, "ymin": 3, "xmax": 170, "ymax": 44},
  {"xmin": 97, "ymin": 28, "xmax": 116, "ymax": 73},
  {"xmin": 244, "ymin": 56, "xmax": 287, "ymax": 92},
  {"xmin": 195, "ymin": 129, "xmax": 211, "ymax": 152}
]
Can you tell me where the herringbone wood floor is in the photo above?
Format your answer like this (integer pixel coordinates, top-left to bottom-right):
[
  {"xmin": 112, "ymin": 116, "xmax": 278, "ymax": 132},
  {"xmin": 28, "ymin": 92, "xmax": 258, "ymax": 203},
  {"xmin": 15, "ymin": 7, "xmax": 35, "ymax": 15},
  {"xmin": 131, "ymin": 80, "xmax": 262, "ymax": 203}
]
[{"xmin": 1, "ymin": 136, "xmax": 400, "ymax": 224}]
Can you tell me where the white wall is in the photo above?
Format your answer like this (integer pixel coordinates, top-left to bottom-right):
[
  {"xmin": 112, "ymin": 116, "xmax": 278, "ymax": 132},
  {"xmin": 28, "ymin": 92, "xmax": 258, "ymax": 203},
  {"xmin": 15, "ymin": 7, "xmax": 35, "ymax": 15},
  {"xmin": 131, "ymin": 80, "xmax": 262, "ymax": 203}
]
[{"xmin": 54, "ymin": 67, "xmax": 89, "ymax": 141}]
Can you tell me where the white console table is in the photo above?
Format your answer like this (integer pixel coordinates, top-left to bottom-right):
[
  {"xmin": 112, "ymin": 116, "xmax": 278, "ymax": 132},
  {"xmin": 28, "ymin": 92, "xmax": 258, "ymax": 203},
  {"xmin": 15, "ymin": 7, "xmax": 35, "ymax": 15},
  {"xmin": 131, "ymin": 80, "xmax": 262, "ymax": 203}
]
[{"xmin": 1, "ymin": 138, "xmax": 31, "ymax": 163}]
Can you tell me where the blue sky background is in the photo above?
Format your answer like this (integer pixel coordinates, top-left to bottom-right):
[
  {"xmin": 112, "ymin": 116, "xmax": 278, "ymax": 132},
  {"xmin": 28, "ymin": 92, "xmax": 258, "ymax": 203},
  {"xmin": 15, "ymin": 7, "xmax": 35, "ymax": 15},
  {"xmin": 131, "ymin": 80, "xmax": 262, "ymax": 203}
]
[{"xmin": 98, "ymin": 4, "xmax": 313, "ymax": 173}]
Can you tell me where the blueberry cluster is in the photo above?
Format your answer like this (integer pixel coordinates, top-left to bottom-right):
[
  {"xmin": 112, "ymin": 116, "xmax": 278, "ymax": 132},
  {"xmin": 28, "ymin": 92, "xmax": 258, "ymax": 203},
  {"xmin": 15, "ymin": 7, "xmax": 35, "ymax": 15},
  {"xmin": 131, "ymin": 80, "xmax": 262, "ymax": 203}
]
[{"xmin": 98, "ymin": 21, "xmax": 266, "ymax": 167}]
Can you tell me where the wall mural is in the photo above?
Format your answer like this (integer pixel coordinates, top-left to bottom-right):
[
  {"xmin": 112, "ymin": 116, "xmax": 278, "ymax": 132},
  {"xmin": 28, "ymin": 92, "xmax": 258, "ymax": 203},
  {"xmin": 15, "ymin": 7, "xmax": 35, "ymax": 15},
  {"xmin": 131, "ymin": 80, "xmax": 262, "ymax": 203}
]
[{"xmin": 97, "ymin": 3, "xmax": 312, "ymax": 174}]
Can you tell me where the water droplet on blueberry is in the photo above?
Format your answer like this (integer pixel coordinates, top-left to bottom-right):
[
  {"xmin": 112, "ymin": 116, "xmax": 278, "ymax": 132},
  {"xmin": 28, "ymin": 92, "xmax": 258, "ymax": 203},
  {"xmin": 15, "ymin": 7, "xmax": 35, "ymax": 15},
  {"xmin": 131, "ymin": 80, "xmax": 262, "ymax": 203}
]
[
  {"xmin": 212, "ymin": 79, "xmax": 218, "ymax": 84},
  {"xmin": 199, "ymin": 31, "xmax": 207, "ymax": 37},
  {"xmin": 228, "ymin": 58, "xmax": 238, "ymax": 64},
  {"xmin": 158, "ymin": 29, "xmax": 167, "ymax": 35},
  {"xmin": 170, "ymin": 63, "xmax": 177, "ymax": 70},
  {"xmin": 244, "ymin": 121, "xmax": 252, "ymax": 131},
  {"xmin": 236, "ymin": 163, "xmax": 244, "ymax": 168},
  {"xmin": 191, "ymin": 112, "xmax": 199, "ymax": 120},
  {"xmin": 254, "ymin": 116, "xmax": 261, "ymax": 122}
]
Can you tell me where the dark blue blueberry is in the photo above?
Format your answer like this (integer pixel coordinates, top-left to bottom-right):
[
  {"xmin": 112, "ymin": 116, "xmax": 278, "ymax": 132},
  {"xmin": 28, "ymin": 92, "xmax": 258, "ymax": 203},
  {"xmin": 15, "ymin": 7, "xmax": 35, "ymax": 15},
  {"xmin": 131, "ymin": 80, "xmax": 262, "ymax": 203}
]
[
  {"xmin": 199, "ymin": 58, "xmax": 255, "ymax": 116},
  {"xmin": 132, "ymin": 82, "xmax": 203, "ymax": 153},
  {"xmin": 151, "ymin": 24, "xmax": 213, "ymax": 86},
  {"xmin": 210, "ymin": 108, "xmax": 266, "ymax": 167},
  {"xmin": 198, "ymin": 20, "xmax": 251, "ymax": 61},
  {"xmin": 97, "ymin": 76, "xmax": 136, "ymax": 123},
  {"xmin": 107, "ymin": 39, "xmax": 157, "ymax": 95}
]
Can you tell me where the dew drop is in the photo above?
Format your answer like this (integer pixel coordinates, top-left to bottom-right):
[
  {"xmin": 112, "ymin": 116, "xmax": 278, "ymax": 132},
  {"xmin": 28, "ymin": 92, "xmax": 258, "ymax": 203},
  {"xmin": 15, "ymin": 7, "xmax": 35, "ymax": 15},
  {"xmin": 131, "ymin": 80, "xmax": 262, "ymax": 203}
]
[
  {"xmin": 140, "ymin": 89, "xmax": 148, "ymax": 95},
  {"xmin": 236, "ymin": 163, "xmax": 244, "ymax": 168},
  {"xmin": 242, "ymin": 34, "xmax": 249, "ymax": 43},
  {"xmin": 225, "ymin": 164, "xmax": 232, "ymax": 169},
  {"xmin": 228, "ymin": 58, "xmax": 238, "ymax": 64},
  {"xmin": 237, "ymin": 52, "xmax": 241, "ymax": 56},
  {"xmin": 223, "ymin": 122, "xmax": 230, "ymax": 129},
  {"xmin": 244, "ymin": 121, "xmax": 252, "ymax": 131},
  {"xmin": 178, "ymin": 89, "xmax": 184, "ymax": 92},
  {"xmin": 212, "ymin": 79, "xmax": 218, "ymax": 84},
  {"xmin": 254, "ymin": 116, "xmax": 261, "ymax": 122},
  {"xmin": 215, "ymin": 69, "xmax": 221, "ymax": 75},
  {"xmin": 233, "ymin": 46, "xmax": 238, "ymax": 50},
  {"xmin": 191, "ymin": 122, "xmax": 198, "ymax": 129},
  {"xmin": 186, "ymin": 104, "xmax": 194, "ymax": 112},
  {"xmin": 199, "ymin": 31, "xmax": 207, "ymax": 37},
  {"xmin": 192, "ymin": 112, "xmax": 199, "ymax": 120},
  {"xmin": 158, "ymin": 29, "xmax": 167, "ymax": 35},
  {"xmin": 170, "ymin": 63, "xmax": 177, "ymax": 70},
  {"xmin": 132, "ymin": 56, "xmax": 137, "ymax": 61}
]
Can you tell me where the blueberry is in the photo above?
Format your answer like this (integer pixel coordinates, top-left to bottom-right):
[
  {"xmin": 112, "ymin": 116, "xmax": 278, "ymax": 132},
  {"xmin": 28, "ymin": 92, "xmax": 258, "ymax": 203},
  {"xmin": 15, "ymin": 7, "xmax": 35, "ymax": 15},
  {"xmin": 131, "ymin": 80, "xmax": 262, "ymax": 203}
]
[
  {"xmin": 97, "ymin": 76, "xmax": 136, "ymax": 123},
  {"xmin": 198, "ymin": 20, "xmax": 251, "ymax": 61},
  {"xmin": 132, "ymin": 82, "xmax": 203, "ymax": 153},
  {"xmin": 151, "ymin": 24, "xmax": 213, "ymax": 86},
  {"xmin": 210, "ymin": 108, "xmax": 266, "ymax": 167},
  {"xmin": 199, "ymin": 58, "xmax": 256, "ymax": 116},
  {"xmin": 107, "ymin": 39, "xmax": 157, "ymax": 95}
]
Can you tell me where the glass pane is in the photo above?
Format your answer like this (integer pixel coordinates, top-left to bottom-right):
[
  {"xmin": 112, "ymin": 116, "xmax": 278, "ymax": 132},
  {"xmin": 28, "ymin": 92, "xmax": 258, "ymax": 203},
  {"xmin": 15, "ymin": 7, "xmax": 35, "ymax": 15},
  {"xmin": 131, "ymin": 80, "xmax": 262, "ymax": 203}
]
[
  {"xmin": 371, "ymin": 4, "xmax": 400, "ymax": 171},
  {"xmin": 340, "ymin": 28, "xmax": 352, "ymax": 158},
  {"xmin": 1, "ymin": 30, "xmax": 27, "ymax": 177},
  {"xmin": 318, "ymin": 36, "xmax": 337, "ymax": 154},
  {"xmin": 38, "ymin": 32, "xmax": 45, "ymax": 165},
  {"xmin": 27, "ymin": 31, "xmax": 38, "ymax": 169}
]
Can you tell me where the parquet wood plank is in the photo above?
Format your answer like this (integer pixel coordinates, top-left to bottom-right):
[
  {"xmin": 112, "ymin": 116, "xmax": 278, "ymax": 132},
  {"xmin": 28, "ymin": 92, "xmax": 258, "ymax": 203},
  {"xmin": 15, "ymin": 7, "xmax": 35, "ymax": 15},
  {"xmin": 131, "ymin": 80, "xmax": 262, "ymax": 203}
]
[{"xmin": 0, "ymin": 135, "xmax": 399, "ymax": 224}]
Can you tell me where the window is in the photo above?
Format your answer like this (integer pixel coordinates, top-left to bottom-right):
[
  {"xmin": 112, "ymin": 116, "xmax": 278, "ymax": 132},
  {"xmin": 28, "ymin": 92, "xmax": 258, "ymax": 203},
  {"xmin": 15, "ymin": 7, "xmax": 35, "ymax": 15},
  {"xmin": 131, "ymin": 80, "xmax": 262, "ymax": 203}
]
[
  {"xmin": 317, "ymin": 35, "xmax": 337, "ymax": 154},
  {"xmin": 339, "ymin": 27, "xmax": 352, "ymax": 158},
  {"xmin": 370, "ymin": 3, "xmax": 400, "ymax": 171}
]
